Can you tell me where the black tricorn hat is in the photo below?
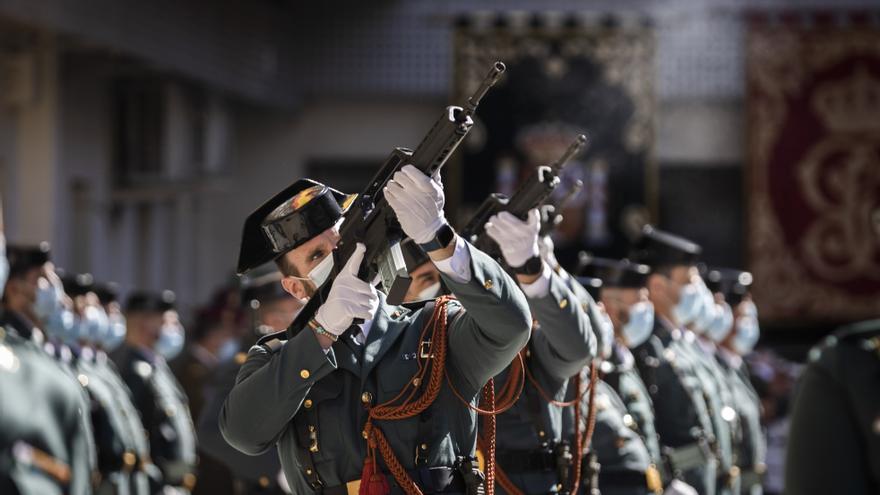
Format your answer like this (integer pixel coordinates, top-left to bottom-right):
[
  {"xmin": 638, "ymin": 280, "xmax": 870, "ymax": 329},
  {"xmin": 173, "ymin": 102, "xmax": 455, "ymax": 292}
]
[
  {"xmin": 61, "ymin": 273, "xmax": 95, "ymax": 297},
  {"xmin": 706, "ymin": 268, "xmax": 753, "ymax": 307},
  {"xmin": 579, "ymin": 253, "xmax": 650, "ymax": 288},
  {"xmin": 629, "ymin": 225, "xmax": 701, "ymax": 269},
  {"xmin": 7, "ymin": 242, "xmax": 51, "ymax": 278},
  {"xmin": 575, "ymin": 276, "xmax": 603, "ymax": 301},
  {"xmin": 125, "ymin": 289, "xmax": 176, "ymax": 314},
  {"xmin": 236, "ymin": 179, "xmax": 356, "ymax": 275},
  {"xmin": 240, "ymin": 264, "xmax": 288, "ymax": 307}
]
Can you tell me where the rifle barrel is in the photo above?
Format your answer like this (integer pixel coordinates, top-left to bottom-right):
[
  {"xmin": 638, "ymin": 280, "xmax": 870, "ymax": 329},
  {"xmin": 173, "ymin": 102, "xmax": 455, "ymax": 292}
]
[
  {"xmin": 465, "ymin": 61, "xmax": 506, "ymax": 115},
  {"xmin": 552, "ymin": 134, "xmax": 588, "ymax": 170}
]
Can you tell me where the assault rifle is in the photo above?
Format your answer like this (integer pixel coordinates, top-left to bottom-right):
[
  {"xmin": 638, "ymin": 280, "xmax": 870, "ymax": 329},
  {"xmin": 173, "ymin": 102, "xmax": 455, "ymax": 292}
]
[
  {"xmin": 287, "ymin": 61, "xmax": 506, "ymax": 334},
  {"xmin": 461, "ymin": 134, "xmax": 588, "ymax": 262}
]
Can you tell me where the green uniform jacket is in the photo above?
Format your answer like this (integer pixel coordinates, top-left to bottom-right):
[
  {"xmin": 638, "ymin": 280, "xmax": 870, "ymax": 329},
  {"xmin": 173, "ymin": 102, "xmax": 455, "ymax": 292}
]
[
  {"xmin": 602, "ymin": 343, "xmax": 664, "ymax": 477},
  {"xmin": 785, "ymin": 319, "xmax": 880, "ymax": 495},
  {"xmin": 716, "ymin": 349, "xmax": 765, "ymax": 495},
  {"xmin": 197, "ymin": 350, "xmax": 302, "ymax": 494},
  {"xmin": 220, "ymin": 242, "xmax": 532, "ymax": 491},
  {"xmin": 0, "ymin": 322, "xmax": 95, "ymax": 495},
  {"xmin": 76, "ymin": 347, "xmax": 153, "ymax": 495},
  {"xmin": 495, "ymin": 270, "xmax": 595, "ymax": 494},
  {"xmin": 585, "ymin": 380, "xmax": 653, "ymax": 495},
  {"xmin": 632, "ymin": 319, "xmax": 716, "ymax": 495},
  {"xmin": 112, "ymin": 344, "xmax": 197, "ymax": 493},
  {"xmin": 676, "ymin": 333, "xmax": 737, "ymax": 495}
]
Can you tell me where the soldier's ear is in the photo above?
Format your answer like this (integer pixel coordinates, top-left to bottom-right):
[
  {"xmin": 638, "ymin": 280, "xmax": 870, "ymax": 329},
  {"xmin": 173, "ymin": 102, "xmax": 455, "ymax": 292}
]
[{"xmin": 281, "ymin": 277, "xmax": 308, "ymax": 300}]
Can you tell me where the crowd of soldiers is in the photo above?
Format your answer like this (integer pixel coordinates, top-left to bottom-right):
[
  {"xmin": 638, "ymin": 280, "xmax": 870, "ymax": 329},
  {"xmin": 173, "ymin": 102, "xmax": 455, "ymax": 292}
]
[{"xmin": 1, "ymin": 152, "xmax": 877, "ymax": 494}]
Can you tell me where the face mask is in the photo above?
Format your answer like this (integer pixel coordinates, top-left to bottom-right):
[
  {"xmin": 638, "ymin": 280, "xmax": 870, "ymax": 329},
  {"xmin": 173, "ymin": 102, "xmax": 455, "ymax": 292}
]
[
  {"xmin": 33, "ymin": 279, "xmax": 60, "ymax": 321},
  {"xmin": 706, "ymin": 302, "xmax": 734, "ymax": 343},
  {"xmin": 740, "ymin": 300, "xmax": 758, "ymax": 319},
  {"xmin": 622, "ymin": 301, "xmax": 654, "ymax": 348},
  {"xmin": 103, "ymin": 313, "xmax": 127, "ymax": 352},
  {"xmin": 597, "ymin": 311, "xmax": 614, "ymax": 360},
  {"xmin": 82, "ymin": 305, "xmax": 110, "ymax": 344},
  {"xmin": 156, "ymin": 323, "xmax": 185, "ymax": 361},
  {"xmin": 217, "ymin": 338, "xmax": 240, "ymax": 362},
  {"xmin": 673, "ymin": 282, "xmax": 701, "ymax": 326},
  {"xmin": 0, "ymin": 235, "xmax": 8, "ymax": 299},
  {"xmin": 289, "ymin": 254, "xmax": 335, "ymax": 302},
  {"xmin": 45, "ymin": 308, "xmax": 76, "ymax": 344},
  {"xmin": 416, "ymin": 282, "xmax": 441, "ymax": 301},
  {"xmin": 692, "ymin": 289, "xmax": 717, "ymax": 334},
  {"xmin": 732, "ymin": 315, "xmax": 760, "ymax": 355}
]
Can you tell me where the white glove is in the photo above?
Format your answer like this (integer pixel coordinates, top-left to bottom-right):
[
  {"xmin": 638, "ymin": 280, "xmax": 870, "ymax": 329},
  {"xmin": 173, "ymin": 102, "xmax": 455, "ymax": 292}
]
[
  {"xmin": 485, "ymin": 209, "xmax": 541, "ymax": 268},
  {"xmin": 384, "ymin": 165, "xmax": 446, "ymax": 245},
  {"xmin": 314, "ymin": 243, "xmax": 379, "ymax": 335},
  {"xmin": 664, "ymin": 480, "xmax": 699, "ymax": 495}
]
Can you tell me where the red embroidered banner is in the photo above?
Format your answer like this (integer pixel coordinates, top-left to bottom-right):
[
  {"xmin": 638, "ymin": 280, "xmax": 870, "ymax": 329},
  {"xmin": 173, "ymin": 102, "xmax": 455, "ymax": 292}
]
[{"xmin": 747, "ymin": 13, "xmax": 880, "ymax": 322}]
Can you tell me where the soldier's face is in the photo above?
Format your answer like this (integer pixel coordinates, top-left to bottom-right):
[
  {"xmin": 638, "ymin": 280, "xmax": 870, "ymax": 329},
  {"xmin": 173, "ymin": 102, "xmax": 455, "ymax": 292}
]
[
  {"xmin": 280, "ymin": 226, "xmax": 341, "ymax": 300},
  {"xmin": 602, "ymin": 287, "xmax": 647, "ymax": 333},
  {"xmin": 403, "ymin": 262, "xmax": 441, "ymax": 303},
  {"xmin": 5, "ymin": 267, "xmax": 41, "ymax": 308}
]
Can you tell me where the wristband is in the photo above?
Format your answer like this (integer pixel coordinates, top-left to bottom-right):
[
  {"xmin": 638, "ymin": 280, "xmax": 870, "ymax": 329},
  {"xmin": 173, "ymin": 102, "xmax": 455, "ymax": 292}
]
[
  {"xmin": 418, "ymin": 223, "xmax": 455, "ymax": 252},
  {"xmin": 308, "ymin": 319, "xmax": 338, "ymax": 342},
  {"xmin": 513, "ymin": 255, "xmax": 543, "ymax": 276}
]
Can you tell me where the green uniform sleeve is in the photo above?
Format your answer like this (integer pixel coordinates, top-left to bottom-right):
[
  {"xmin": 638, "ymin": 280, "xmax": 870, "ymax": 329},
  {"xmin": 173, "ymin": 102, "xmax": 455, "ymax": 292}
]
[
  {"xmin": 442, "ymin": 241, "xmax": 532, "ymax": 393},
  {"xmin": 220, "ymin": 326, "xmax": 338, "ymax": 455},
  {"xmin": 526, "ymin": 270, "xmax": 596, "ymax": 381}
]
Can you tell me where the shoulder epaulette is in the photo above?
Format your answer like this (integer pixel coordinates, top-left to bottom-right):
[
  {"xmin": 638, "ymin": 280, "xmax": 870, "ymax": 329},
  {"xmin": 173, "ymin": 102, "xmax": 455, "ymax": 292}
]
[{"xmin": 256, "ymin": 329, "xmax": 288, "ymax": 354}]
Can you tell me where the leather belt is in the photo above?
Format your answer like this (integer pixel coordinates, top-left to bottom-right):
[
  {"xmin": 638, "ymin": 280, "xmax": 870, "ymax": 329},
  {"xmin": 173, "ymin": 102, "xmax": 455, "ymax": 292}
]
[{"xmin": 663, "ymin": 440, "xmax": 713, "ymax": 473}]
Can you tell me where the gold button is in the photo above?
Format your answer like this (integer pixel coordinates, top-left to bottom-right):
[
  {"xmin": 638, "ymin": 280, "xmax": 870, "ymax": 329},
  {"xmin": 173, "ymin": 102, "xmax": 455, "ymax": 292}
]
[
  {"xmin": 303, "ymin": 399, "xmax": 313, "ymax": 409},
  {"xmin": 559, "ymin": 299, "xmax": 568, "ymax": 309},
  {"xmin": 308, "ymin": 425, "xmax": 315, "ymax": 432},
  {"xmin": 412, "ymin": 378, "xmax": 421, "ymax": 386},
  {"xmin": 362, "ymin": 430, "xmax": 369, "ymax": 439},
  {"xmin": 234, "ymin": 352, "xmax": 247, "ymax": 365},
  {"xmin": 259, "ymin": 476, "xmax": 270, "ymax": 488},
  {"xmin": 420, "ymin": 443, "xmax": 428, "ymax": 450},
  {"xmin": 182, "ymin": 473, "xmax": 197, "ymax": 490},
  {"xmin": 300, "ymin": 369, "xmax": 310, "ymax": 379},
  {"xmin": 77, "ymin": 374, "xmax": 89, "ymax": 387},
  {"xmin": 122, "ymin": 452, "xmax": 136, "ymax": 468},
  {"xmin": 538, "ymin": 430, "xmax": 545, "ymax": 438},
  {"xmin": 483, "ymin": 279, "xmax": 494, "ymax": 290},
  {"xmin": 361, "ymin": 392, "xmax": 373, "ymax": 404},
  {"xmin": 306, "ymin": 468, "xmax": 313, "ymax": 475}
]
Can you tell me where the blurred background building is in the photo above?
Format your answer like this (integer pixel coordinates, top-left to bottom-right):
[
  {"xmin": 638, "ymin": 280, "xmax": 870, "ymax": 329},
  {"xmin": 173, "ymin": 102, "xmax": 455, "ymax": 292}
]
[{"xmin": 0, "ymin": 0, "xmax": 877, "ymax": 359}]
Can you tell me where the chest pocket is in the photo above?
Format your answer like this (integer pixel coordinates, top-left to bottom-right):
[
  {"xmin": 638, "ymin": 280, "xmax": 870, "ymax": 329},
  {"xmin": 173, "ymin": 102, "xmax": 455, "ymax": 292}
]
[
  {"xmin": 294, "ymin": 373, "xmax": 343, "ymax": 458},
  {"xmin": 377, "ymin": 327, "xmax": 423, "ymax": 399}
]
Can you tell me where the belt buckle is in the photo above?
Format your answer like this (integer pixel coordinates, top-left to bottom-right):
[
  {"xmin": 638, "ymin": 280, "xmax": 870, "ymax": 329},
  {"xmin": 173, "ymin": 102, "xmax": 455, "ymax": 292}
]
[
  {"xmin": 420, "ymin": 341, "xmax": 434, "ymax": 359},
  {"xmin": 346, "ymin": 479, "xmax": 361, "ymax": 495}
]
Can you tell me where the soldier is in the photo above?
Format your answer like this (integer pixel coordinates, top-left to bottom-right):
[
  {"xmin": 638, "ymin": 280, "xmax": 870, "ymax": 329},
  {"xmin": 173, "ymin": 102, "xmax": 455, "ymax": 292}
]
[
  {"xmin": 674, "ymin": 273, "xmax": 739, "ymax": 495},
  {"xmin": 0, "ymin": 200, "xmax": 94, "ymax": 495},
  {"xmin": 579, "ymin": 257, "xmax": 681, "ymax": 494},
  {"xmin": 61, "ymin": 275, "xmax": 155, "ymax": 495},
  {"xmin": 785, "ymin": 318, "xmax": 880, "ymax": 495},
  {"xmin": 1, "ymin": 242, "xmax": 52, "ymax": 342},
  {"xmin": 627, "ymin": 226, "xmax": 718, "ymax": 495},
  {"xmin": 220, "ymin": 166, "xmax": 532, "ymax": 494},
  {"xmin": 197, "ymin": 267, "xmax": 305, "ymax": 495},
  {"xmin": 704, "ymin": 269, "xmax": 766, "ymax": 495},
  {"xmin": 400, "ymin": 238, "xmax": 444, "ymax": 303},
  {"xmin": 569, "ymin": 275, "xmax": 657, "ymax": 495},
  {"xmin": 480, "ymin": 209, "xmax": 595, "ymax": 495},
  {"xmin": 112, "ymin": 291, "xmax": 197, "ymax": 494}
]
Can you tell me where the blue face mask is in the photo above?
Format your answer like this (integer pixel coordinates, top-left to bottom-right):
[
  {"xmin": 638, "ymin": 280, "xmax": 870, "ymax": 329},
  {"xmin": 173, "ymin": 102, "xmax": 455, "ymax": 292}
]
[
  {"xmin": 622, "ymin": 301, "xmax": 654, "ymax": 348},
  {"xmin": 103, "ymin": 313, "xmax": 127, "ymax": 352},
  {"xmin": 81, "ymin": 305, "xmax": 110, "ymax": 344},
  {"xmin": 45, "ymin": 308, "xmax": 76, "ymax": 343},
  {"xmin": 156, "ymin": 323, "xmax": 185, "ymax": 361},
  {"xmin": 33, "ymin": 278, "xmax": 61, "ymax": 321},
  {"xmin": 732, "ymin": 314, "xmax": 760, "ymax": 355},
  {"xmin": 692, "ymin": 289, "xmax": 718, "ymax": 334},
  {"xmin": 673, "ymin": 282, "xmax": 702, "ymax": 326},
  {"xmin": 706, "ymin": 302, "xmax": 734, "ymax": 343},
  {"xmin": 597, "ymin": 310, "xmax": 615, "ymax": 360},
  {"xmin": 0, "ymin": 235, "xmax": 8, "ymax": 300}
]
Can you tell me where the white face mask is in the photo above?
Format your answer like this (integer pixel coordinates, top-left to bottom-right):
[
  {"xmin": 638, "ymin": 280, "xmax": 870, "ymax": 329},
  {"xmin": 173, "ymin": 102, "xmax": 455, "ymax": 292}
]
[
  {"xmin": 706, "ymin": 302, "xmax": 734, "ymax": 343},
  {"xmin": 415, "ymin": 282, "xmax": 441, "ymax": 301},
  {"xmin": 156, "ymin": 323, "xmax": 185, "ymax": 360},
  {"xmin": 33, "ymin": 278, "xmax": 60, "ymax": 321},
  {"xmin": 622, "ymin": 301, "xmax": 654, "ymax": 348},
  {"xmin": 83, "ymin": 305, "xmax": 110, "ymax": 344},
  {"xmin": 103, "ymin": 313, "xmax": 127, "ymax": 352},
  {"xmin": 673, "ymin": 282, "xmax": 702, "ymax": 326},
  {"xmin": 732, "ymin": 314, "xmax": 760, "ymax": 355},
  {"xmin": 692, "ymin": 288, "xmax": 718, "ymax": 334},
  {"xmin": 290, "ymin": 254, "xmax": 335, "ymax": 301}
]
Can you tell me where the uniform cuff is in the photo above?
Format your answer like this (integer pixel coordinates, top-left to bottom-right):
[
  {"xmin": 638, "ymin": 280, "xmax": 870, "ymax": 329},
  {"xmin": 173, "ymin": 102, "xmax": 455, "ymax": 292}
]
[
  {"xmin": 432, "ymin": 236, "xmax": 472, "ymax": 283},
  {"xmin": 519, "ymin": 262, "xmax": 551, "ymax": 299}
]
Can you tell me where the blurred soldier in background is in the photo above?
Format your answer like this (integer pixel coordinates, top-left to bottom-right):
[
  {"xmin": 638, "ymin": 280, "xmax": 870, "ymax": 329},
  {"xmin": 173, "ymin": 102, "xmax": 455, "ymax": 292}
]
[
  {"xmin": 112, "ymin": 291, "xmax": 197, "ymax": 494},
  {"xmin": 628, "ymin": 226, "xmax": 718, "ymax": 494},
  {"xmin": 705, "ymin": 269, "xmax": 766, "ymax": 495},
  {"xmin": 0, "ymin": 198, "xmax": 96, "ymax": 495}
]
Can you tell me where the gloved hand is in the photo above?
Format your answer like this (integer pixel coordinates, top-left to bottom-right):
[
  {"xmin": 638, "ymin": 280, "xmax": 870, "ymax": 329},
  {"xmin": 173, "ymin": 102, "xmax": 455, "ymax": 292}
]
[
  {"xmin": 314, "ymin": 243, "xmax": 379, "ymax": 335},
  {"xmin": 485, "ymin": 209, "xmax": 541, "ymax": 268},
  {"xmin": 384, "ymin": 165, "xmax": 446, "ymax": 245}
]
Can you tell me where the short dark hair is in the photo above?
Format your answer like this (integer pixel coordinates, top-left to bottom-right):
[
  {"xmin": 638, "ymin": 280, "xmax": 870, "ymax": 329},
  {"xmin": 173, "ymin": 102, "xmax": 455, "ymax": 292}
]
[{"xmin": 274, "ymin": 256, "xmax": 299, "ymax": 278}]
